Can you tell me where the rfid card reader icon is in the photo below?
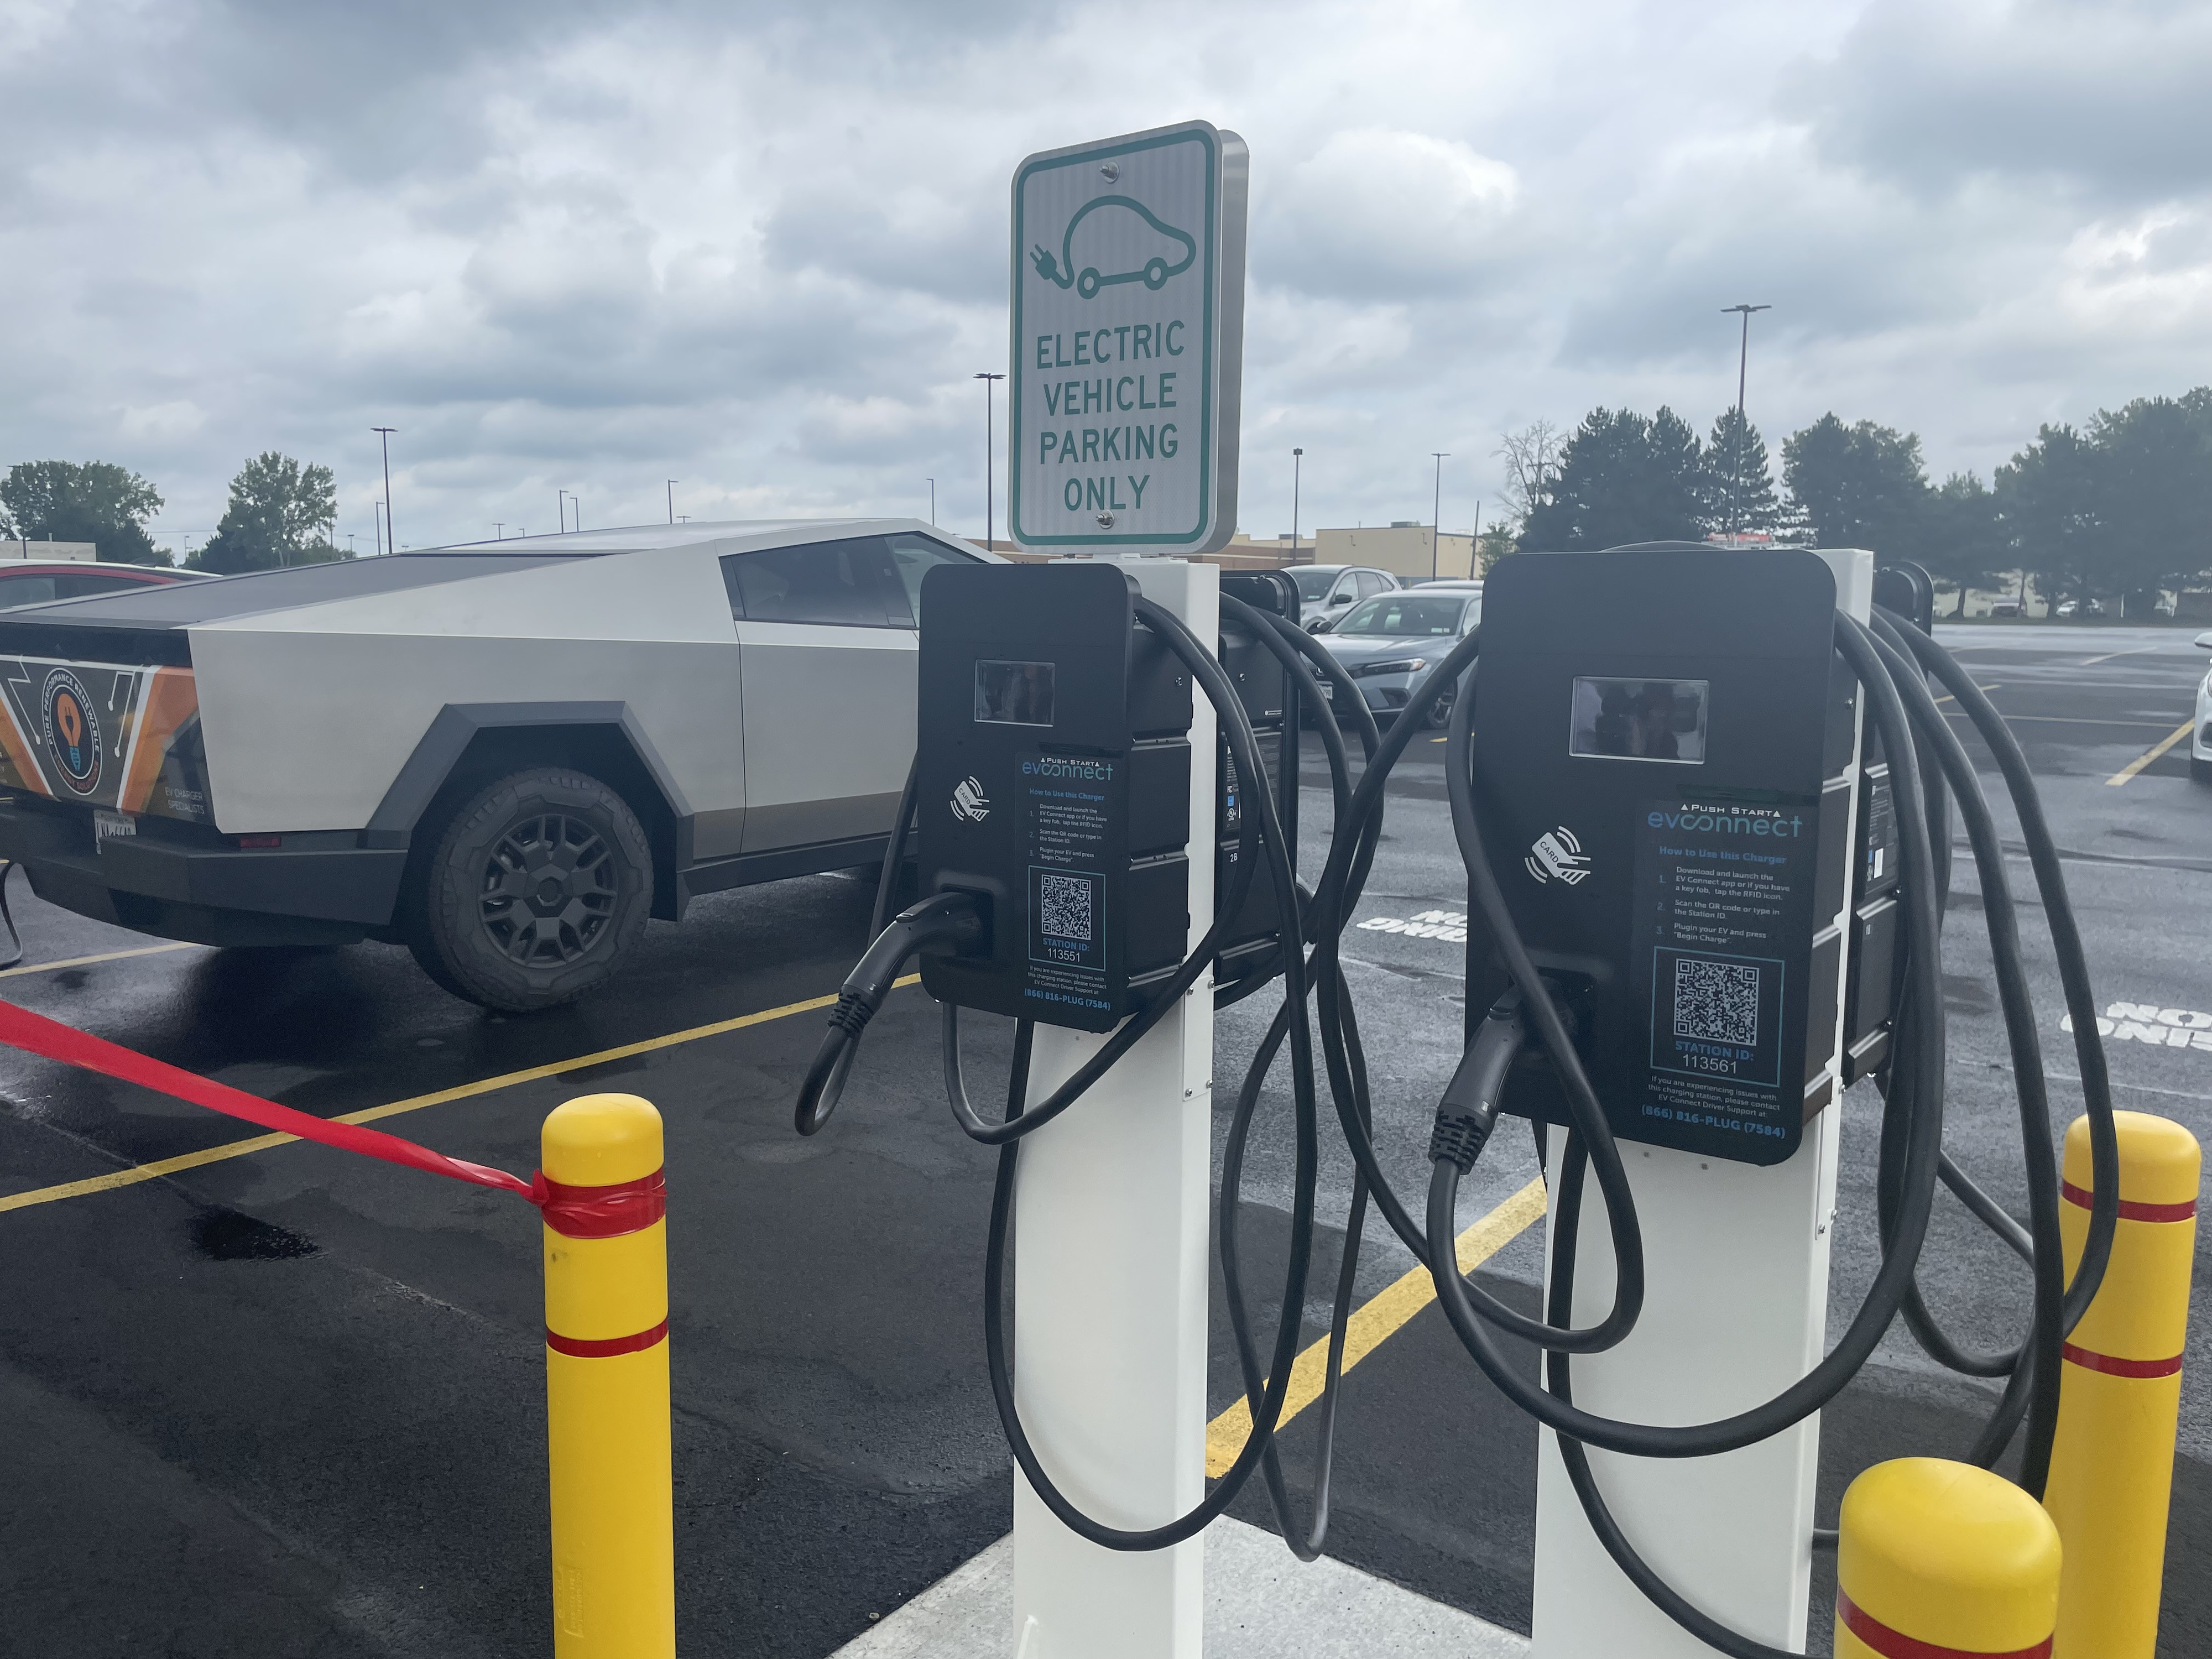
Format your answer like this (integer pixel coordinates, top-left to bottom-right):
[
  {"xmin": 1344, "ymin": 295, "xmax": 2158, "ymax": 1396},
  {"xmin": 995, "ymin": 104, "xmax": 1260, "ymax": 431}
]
[
  {"xmin": 1526, "ymin": 826, "xmax": 1592, "ymax": 885},
  {"xmin": 951, "ymin": 776, "xmax": 992, "ymax": 824}
]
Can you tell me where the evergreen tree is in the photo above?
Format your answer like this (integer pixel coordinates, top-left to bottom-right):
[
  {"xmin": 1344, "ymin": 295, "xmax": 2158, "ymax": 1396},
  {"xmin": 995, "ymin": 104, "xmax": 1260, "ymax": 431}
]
[
  {"xmin": 0, "ymin": 460, "xmax": 165, "ymax": 562},
  {"xmin": 1519, "ymin": 405, "xmax": 1710, "ymax": 550},
  {"xmin": 1780, "ymin": 414, "xmax": 1933, "ymax": 557},
  {"xmin": 192, "ymin": 452, "xmax": 345, "ymax": 573},
  {"xmin": 1704, "ymin": 407, "xmax": 1779, "ymax": 537}
]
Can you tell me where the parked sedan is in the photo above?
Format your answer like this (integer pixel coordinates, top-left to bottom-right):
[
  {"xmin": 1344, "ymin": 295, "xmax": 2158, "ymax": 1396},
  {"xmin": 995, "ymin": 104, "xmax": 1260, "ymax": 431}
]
[
  {"xmin": 1314, "ymin": 588, "xmax": 1481, "ymax": 728},
  {"xmin": 1290, "ymin": 564, "xmax": 1402, "ymax": 632}
]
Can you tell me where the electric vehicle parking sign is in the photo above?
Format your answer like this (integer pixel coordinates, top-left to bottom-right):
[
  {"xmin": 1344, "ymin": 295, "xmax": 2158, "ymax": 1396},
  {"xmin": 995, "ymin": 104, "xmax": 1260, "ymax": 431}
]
[{"xmin": 1009, "ymin": 121, "xmax": 1248, "ymax": 554}]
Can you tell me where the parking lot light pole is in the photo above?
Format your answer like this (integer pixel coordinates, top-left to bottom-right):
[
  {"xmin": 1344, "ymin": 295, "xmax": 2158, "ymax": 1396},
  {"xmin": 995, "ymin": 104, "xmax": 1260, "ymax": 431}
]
[
  {"xmin": 372, "ymin": 428, "xmax": 396, "ymax": 554},
  {"xmin": 975, "ymin": 373, "xmax": 1005, "ymax": 550},
  {"xmin": 1291, "ymin": 448, "xmax": 1302, "ymax": 562},
  {"xmin": 1431, "ymin": 452, "xmax": 1448, "ymax": 580},
  {"xmin": 666, "ymin": 481, "xmax": 677, "ymax": 525},
  {"xmin": 1721, "ymin": 304, "xmax": 1770, "ymax": 538},
  {"xmin": 928, "ymin": 478, "xmax": 936, "ymax": 526},
  {"xmin": 558, "ymin": 491, "xmax": 569, "ymax": 536}
]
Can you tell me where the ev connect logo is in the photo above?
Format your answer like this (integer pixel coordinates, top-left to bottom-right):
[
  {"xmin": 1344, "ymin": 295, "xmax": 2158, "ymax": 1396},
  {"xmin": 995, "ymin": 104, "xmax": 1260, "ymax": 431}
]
[{"xmin": 1526, "ymin": 826, "xmax": 1592, "ymax": 886}]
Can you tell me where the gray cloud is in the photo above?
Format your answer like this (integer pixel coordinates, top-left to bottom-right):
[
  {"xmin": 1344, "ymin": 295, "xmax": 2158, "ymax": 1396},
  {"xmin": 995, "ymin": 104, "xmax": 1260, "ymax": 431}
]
[{"xmin": 0, "ymin": 0, "xmax": 2206, "ymax": 555}]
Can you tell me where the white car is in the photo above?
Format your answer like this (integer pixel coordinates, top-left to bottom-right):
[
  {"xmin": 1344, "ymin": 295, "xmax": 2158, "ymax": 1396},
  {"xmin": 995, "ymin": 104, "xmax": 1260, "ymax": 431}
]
[
  {"xmin": 2193, "ymin": 629, "xmax": 2211, "ymax": 784},
  {"xmin": 0, "ymin": 520, "xmax": 988, "ymax": 1009}
]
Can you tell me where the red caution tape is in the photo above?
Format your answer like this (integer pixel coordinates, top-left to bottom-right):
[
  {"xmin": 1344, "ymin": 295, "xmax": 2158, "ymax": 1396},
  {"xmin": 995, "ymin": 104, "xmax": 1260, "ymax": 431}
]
[
  {"xmin": 538, "ymin": 1171, "xmax": 666, "ymax": 1239},
  {"xmin": 0, "ymin": 998, "xmax": 560, "ymax": 1211}
]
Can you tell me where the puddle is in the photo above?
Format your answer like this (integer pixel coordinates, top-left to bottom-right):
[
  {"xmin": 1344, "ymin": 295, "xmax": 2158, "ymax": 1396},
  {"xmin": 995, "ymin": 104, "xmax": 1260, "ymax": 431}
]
[{"xmin": 190, "ymin": 1210, "xmax": 319, "ymax": 1261}]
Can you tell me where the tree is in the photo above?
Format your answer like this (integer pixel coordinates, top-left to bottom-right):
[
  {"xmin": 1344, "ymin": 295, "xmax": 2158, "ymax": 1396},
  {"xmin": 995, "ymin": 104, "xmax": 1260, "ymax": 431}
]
[
  {"xmin": 1497, "ymin": 419, "xmax": 1564, "ymax": 531},
  {"xmin": 1474, "ymin": 526, "xmax": 1517, "ymax": 575},
  {"xmin": 1781, "ymin": 415, "xmax": 1933, "ymax": 559},
  {"xmin": 192, "ymin": 452, "xmax": 343, "ymax": 574},
  {"xmin": 1996, "ymin": 393, "xmax": 2212, "ymax": 614},
  {"xmin": 1704, "ymin": 407, "xmax": 1779, "ymax": 537},
  {"xmin": 2082, "ymin": 394, "xmax": 2212, "ymax": 613},
  {"xmin": 1520, "ymin": 406, "xmax": 1709, "ymax": 550},
  {"xmin": 1922, "ymin": 472, "xmax": 2008, "ymax": 609},
  {"xmin": 1996, "ymin": 425, "xmax": 2099, "ymax": 607},
  {"xmin": 0, "ymin": 460, "xmax": 165, "ymax": 564}
]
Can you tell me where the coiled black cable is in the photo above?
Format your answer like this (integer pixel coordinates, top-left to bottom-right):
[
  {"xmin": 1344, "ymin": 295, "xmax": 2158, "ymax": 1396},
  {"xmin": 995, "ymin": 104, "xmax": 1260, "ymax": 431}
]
[{"xmin": 796, "ymin": 556, "xmax": 2124, "ymax": 1639}]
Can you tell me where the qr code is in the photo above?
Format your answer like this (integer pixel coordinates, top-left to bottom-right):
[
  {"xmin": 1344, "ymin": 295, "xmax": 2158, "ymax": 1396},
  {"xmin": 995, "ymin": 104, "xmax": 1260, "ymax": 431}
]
[
  {"xmin": 1674, "ymin": 958, "xmax": 1760, "ymax": 1045},
  {"xmin": 1039, "ymin": 873, "xmax": 1093, "ymax": 942}
]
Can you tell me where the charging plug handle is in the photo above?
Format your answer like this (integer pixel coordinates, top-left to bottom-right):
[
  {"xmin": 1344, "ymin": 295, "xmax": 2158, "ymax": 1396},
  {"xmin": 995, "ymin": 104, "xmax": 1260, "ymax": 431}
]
[
  {"xmin": 795, "ymin": 891, "xmax": 987, "ymax": 1135},
  {"xmin": 1431, "ymin": 991, "xmax": 1530, "ymax": 1171}
]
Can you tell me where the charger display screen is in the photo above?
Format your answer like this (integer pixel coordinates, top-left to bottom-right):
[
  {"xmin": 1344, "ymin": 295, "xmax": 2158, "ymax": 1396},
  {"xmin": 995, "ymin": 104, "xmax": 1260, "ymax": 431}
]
[
  {"xmin": 974, "ymin": 660, "xmax": 1056, "ymax": 726},
  {"xmin": 1570, "ymin": 676, "xmax": 1708, "ymax": 764}
]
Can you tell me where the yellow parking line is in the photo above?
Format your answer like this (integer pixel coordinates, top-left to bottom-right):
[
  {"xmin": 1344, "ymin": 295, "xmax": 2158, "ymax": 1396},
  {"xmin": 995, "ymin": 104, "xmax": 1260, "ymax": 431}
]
[
  {"xmin": 1931, "ymin": 682, "xmax": 2001, "ymax": 705},
  {"xmin": 2105, "ymin": 721, "xmax": 2195, "ymax": 786},
  {"xmin": 0, "ymin": 976, "xmax": 917, "ymax": 1215},
  {"xmin": 2079, "ymin": 649, "xmax": 2146, "ymax": 667},
  {"xmin": 0, "ymin": 941, "xmax": 201, "ymax": 979},
  {"xmin": 1204, "ymin": 1175, "xmax": 1547, "ymax": 1475}
]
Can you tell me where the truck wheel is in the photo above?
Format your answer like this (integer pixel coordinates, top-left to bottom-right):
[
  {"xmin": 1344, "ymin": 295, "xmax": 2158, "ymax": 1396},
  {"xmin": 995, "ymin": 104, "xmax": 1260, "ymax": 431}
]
[{"xmin": 410, "ymin": 768, "xmax": 653, "ymax": 1013}]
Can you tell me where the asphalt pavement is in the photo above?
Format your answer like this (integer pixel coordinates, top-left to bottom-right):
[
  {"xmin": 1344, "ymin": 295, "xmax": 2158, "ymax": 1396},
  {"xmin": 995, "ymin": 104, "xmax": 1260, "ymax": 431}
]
[{"xmin": 0, "ymin": 620, "xmax": 2205, "ymax": 1657}]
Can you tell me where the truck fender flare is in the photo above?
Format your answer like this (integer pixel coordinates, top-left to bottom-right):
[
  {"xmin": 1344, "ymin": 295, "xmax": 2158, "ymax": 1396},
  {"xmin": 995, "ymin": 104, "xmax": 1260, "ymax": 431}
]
[{"xmin": 363, "ymin": 702, "xmax": 694, "ymax": 858}]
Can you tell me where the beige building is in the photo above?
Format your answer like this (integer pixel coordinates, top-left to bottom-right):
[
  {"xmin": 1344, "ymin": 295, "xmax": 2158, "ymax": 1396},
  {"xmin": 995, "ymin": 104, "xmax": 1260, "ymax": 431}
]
[{"xmin": 2, "ymin": 539, "xmax": 97, "ymax": 561}]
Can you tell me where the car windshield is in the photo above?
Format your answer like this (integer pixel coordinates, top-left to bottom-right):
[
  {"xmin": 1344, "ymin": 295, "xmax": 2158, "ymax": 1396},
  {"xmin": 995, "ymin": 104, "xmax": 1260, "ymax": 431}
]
[
  {"xmin": 1292, "ymin": 568, "xmax": 1340, "ymax": 601},
  {"xmin": 1334, "ymin": 595, "xmax": 1468, "ymax": 636}
]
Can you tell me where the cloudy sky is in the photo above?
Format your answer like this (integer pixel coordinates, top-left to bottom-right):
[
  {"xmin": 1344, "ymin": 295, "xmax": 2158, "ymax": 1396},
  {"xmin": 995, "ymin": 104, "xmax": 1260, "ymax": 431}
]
[{"xmin": 3, "ymin": 0, "xmax": 2208, "ymax": 556}]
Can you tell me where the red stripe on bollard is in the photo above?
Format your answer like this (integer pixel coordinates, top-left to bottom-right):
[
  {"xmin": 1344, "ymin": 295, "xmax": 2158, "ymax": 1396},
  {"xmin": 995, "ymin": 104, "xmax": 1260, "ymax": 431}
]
[
  {"xmin": 2062, "ymin": 1341, "xmax": 2183, "ymax": 1380},
  {"xmin": 2061, "ymin": 1180, "xmax": 2196, "ymax": 1223},
  {"xmin": 546, "ymin": 1318, "xmax": 670, "ymax": 1359},
  {"xmin": 1837, "ymin": 1588, "xmax": 2053, "ymax": 1659}
]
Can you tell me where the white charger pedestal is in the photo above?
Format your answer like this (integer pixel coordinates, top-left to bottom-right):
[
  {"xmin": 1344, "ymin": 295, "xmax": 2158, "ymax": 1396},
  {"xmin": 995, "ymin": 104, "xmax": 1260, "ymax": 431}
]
[
  {"xmin": 1009, "ymin": 557, "xmax": 1219, "ymax": 1659},
  {"xmin": 1529, "ymin": 548, "xmax": 1872, "ymax": 1658}
]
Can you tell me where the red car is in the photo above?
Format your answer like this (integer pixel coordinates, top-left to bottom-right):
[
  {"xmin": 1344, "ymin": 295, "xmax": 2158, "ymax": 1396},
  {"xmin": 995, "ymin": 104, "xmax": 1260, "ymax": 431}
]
[{"xmin": 0, "ymin": 561, "xmax": 211, "ymax": 608}]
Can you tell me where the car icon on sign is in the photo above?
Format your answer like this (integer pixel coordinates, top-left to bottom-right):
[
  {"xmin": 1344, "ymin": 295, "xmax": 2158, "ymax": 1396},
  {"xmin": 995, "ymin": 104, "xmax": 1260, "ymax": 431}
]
[{"xmin": 1030, "ymin": 195, "xmax": 1197, "ymax": 300}]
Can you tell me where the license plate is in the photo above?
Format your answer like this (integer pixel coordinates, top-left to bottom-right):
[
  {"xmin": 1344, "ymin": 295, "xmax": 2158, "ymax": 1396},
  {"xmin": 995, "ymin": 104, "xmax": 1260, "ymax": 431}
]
[{"xmin": 94, "ymin": 810, "xmax": 135, "ymax": 843}]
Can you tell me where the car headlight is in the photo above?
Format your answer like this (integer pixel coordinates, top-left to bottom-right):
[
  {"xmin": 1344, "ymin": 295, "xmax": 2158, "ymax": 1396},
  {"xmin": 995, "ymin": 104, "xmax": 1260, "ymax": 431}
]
[{"xmin": 1352, "ymin": 657, "xmax": 1427, "ymax": 679}]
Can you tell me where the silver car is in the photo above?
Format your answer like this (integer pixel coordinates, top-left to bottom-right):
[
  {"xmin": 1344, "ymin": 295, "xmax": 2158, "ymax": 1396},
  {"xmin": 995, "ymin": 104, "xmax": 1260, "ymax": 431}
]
[
  {"xmin": 1290, "ymin": 564, "xmax": 1402, "ymax": 632},
  {"xmin": 1316, "ymin": 588, "xmax": 1481, "ymax": 728}
]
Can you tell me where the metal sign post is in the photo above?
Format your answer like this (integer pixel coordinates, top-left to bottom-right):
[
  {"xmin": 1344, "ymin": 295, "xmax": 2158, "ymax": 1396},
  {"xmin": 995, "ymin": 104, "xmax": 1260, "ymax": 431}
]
[
  {"xmin": 1000, "ymin": 120, "xmax": 1244, "ymax": 1658},
  {"xmin": 1010, "ymin": 121, "xmax": 1248, "ymax": 557}
]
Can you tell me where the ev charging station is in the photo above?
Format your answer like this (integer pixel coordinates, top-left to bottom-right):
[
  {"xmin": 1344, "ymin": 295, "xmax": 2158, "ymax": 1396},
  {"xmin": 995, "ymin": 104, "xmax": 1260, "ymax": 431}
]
[
  {"xmin": 1469, "ymin": 547, "xmax": 1874, "ymax": 1652},
  {"xmin": 795, "ymin": 116, "xmax": 2131, "ymax": 1659}
]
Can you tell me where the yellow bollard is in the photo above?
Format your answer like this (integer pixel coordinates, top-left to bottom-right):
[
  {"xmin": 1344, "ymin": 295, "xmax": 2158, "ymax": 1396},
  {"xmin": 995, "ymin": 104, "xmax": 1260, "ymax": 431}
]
[
  {"xmin": 542, "ymin": 1093, "xmax": 676, "ymax": 1659},
  {"xmin": 1834, "ymin": 1458, "xmax": 2059, "ymax": 1658},
  {"xmin": 2043, "ymin": 1110, "xmax": 2200, "ymax": 1659}
]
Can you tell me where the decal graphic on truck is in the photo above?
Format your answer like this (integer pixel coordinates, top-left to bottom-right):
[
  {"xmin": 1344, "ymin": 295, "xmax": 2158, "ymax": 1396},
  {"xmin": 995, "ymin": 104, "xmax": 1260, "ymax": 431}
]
[{"xmin": 0, "ymin": 659, "xmax": 212, "ymax": 822}]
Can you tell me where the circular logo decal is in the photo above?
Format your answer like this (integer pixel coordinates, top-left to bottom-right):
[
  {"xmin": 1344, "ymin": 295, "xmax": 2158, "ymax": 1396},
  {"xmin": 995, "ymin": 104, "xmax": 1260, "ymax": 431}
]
[{"xmin": 41, "ymin": 668, "xmax": 103, "ymax": 795}]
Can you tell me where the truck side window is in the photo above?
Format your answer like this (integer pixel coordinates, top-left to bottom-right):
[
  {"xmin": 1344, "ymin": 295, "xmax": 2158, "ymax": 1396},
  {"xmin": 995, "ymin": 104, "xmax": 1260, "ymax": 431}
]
[
  {"xmin": 0, "ymin": 575, "xmax": 56, "ymax": 607},
  {"xmin": 884, "ymin": 534, "xmax": 976, "ymax": 628},
  {"xmin": 720, "ymin": 537, "xmax": 909, "ymax": 627}
]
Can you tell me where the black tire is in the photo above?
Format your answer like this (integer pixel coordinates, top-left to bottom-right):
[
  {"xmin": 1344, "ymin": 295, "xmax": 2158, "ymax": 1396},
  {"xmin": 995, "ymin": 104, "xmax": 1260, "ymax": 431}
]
[
  {"xmin": 408, "ymin": 767, "xmax": 653, "ymax": 1013},
  {"xmin": 2192, "ymin": 753, "xmax": 2211, "ymax": 785},
  {"xmin": 1426, "ymin": 687, "xmax": 1456, "ymax": 730}
]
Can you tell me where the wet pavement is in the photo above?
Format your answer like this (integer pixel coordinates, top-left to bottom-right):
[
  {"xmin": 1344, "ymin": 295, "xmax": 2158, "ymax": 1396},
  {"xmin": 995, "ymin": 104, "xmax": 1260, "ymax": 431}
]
[{"xmin": 0, "ymin": 621, "xmax": 2205, "ymax": 1657}]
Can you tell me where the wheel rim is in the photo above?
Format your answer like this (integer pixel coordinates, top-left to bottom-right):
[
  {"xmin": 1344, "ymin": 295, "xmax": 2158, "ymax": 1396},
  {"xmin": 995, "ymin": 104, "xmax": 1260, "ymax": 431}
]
[
  {"xmin": 1428, "ymin": 690, "xmax": 1455, "ymax": 729},
  {"xmin": 476, "ymin": 813, "xmax": 618, "ymax": 966}
]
